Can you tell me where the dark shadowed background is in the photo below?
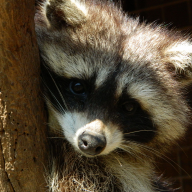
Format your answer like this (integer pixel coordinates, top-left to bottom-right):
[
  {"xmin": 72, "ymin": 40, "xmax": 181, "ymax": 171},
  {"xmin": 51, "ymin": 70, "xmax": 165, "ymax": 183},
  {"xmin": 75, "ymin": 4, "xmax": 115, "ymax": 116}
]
[{"xmin": 113, "ymin": 0, "xmax": 192, "ymax": 191}]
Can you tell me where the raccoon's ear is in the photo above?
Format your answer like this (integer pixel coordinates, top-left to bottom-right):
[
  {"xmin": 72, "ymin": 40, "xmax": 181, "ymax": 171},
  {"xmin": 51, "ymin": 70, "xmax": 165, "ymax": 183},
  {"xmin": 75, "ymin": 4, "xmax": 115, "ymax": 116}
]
[
  {"xmin": 164, "ymin": 41, "xmax": 192, "ymax": 86},
  {"xmin": 45, "ymin": 0, "xmax": 87, "ymax": 27}
]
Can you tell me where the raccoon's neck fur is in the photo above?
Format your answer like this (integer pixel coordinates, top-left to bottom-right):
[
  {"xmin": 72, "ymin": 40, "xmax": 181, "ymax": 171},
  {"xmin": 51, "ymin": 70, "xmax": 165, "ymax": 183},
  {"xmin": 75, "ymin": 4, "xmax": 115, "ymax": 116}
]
[{"xmin": 47, "ymin": 139, "xmax": 154, "ymax": 192}]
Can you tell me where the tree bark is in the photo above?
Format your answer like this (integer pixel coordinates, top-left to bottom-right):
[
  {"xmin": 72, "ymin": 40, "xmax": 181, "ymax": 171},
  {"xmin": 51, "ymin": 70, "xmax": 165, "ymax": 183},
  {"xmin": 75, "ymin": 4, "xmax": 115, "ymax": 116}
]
[{"xmin": 0, "ymin": 0, "xmax": 48, "ymax": 191}]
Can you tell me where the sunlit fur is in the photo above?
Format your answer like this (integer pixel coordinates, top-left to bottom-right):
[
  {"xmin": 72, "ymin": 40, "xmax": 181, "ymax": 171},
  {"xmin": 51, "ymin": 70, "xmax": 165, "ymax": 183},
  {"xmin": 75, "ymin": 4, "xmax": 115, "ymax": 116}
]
[{"xmin": 35, "ymin": 0, "xmax": 192, "ymax": 191}]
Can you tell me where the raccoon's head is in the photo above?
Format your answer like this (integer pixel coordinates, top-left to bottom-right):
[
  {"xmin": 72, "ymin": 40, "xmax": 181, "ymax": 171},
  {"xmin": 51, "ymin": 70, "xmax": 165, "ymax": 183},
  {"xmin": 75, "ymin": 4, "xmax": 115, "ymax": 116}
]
[{"xmin": 35, "ymin": 0, "xmax": 192, "ymax": 157}]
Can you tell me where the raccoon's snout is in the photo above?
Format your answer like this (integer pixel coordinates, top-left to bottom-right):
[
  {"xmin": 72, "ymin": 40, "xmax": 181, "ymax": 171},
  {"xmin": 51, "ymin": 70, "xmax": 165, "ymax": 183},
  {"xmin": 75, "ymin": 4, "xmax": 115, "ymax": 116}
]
[{"xmin": 78, "ymin": 131, "xmax": 106, "ymax": 156}]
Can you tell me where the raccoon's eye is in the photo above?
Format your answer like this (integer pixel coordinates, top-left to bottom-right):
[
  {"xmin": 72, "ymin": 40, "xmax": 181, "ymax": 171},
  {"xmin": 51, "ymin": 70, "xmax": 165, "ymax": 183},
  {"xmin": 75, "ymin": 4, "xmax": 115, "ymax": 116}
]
[
  {"xmin": 123, "ymin": 101, "xmax": 138, "ymax": 115},
  {"xmin": 70, "ymin": 81, "xmax": 86, "ymax": 95}
]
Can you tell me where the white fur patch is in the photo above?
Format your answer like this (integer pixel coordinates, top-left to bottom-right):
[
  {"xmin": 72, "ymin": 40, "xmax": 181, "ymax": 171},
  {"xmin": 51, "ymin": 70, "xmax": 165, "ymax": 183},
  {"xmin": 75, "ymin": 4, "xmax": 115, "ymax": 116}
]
[
  {"xmin": 61, "ymin": 0, "xmax": 87, "ymax": 25},
  {"xmin": 70, "ymin": 0, "xmax": 87, "ymax": 16},
  {"xmin": 164, "ymin": 41, "xmax": 192, "ymax": 72},
  {"xmin": 95, "ymin": 67, "xmax": 112, "ymax": 88},
  {"xmin": 41, "ymin": 44, "xmax": 94, "ymax": 79},
  {"xmin": 57, "ymin": 0, "xmax": 87, "ymax": 25}
]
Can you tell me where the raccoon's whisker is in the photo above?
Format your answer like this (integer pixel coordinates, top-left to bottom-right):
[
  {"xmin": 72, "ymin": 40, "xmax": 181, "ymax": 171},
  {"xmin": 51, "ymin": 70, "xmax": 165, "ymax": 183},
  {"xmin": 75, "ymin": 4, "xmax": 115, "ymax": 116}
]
[
  {"xmin": 126, "ymin": 141, "xmax": 173, "ymax": 161},
  {"xmin": 132, "ymin": 142, "xmax": 172, "ymax": 159},
  {"xmin": 48, "ymin": 128, "xmax": 64, "ymax": 136},
  {"xmin": 47, "ymin": 137, "xmax": 65, "ymax": 139},
  {"xmin": 42, "ymin": 94, "xmax": 63, "ymax": 114},
  {"xmin": 124, "ymin": 130, "xmax": 157, "ymax": 135},
  {"xmin": 48, "ymin": 122, "xmax": 72, "ymax": 136},
  {"xmin": 119, "ymin": 144, "xmax": 187, "ymax": 185},
  {"xmin": 118, "ymin": 147, "xmax": 139, "ymax": 160},
  {"xmin": 46, "ymin": 70, "xmax": 69, "ymax": 111},
  {"xmin": 116, "ymin": 149, "xmax": 155, "ymax": 182},
  {"xmin": 47, "ymin": 121, "xmax": 65, "ymax": 135},
  {"xmin": 121, "ymin": 142, "xmax": 176, "ymax": 168},
  {"xmin": 42, "ymin": 80, "xmax": 65, "ymax": 113},
  {"xmin": 119, "ymin": 145, "xmax": 149, "ymax": 158},
  {"xmin": 126, "ymin": 141, "xmax": 192, "ymax": 179},
  {"xmin": 113, "ymin": 155, "xmax": 123, "ymax": 167},
  {"xmin": 119, "ymin": 145, "xmax": 151, "ymax": 163}
]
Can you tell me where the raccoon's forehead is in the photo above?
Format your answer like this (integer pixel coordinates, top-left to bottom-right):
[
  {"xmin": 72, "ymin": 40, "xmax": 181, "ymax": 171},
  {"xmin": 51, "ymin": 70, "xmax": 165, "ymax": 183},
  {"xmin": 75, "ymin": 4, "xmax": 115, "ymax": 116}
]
[
  {"xmin": 41, "ymin": 41, "xmax": 121, "ymax": 83},
  {"xmin": 41, "ymin": 37, "xmax": 163, "ymax": 94}
]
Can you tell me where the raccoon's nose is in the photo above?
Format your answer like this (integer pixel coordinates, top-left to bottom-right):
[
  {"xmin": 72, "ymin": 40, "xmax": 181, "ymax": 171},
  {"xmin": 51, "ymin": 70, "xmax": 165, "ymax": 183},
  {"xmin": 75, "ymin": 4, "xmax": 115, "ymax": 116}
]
[{"xmin": 78, "ymin": 131, "xmax": 106, "ymax": 156}]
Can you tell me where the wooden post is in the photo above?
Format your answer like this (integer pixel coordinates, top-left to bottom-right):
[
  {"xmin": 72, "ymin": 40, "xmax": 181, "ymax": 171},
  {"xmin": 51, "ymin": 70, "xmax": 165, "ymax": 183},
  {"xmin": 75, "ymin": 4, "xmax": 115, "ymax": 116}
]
[{"xmin": 0, "ymin": 0, "xmax": 48, "ymax": 191}]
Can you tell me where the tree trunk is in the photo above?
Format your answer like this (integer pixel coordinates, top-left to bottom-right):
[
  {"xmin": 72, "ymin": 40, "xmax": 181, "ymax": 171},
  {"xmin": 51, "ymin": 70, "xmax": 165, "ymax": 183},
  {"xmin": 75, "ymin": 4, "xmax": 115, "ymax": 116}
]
[{"xmin": 0, "ymin": 0, "xmax": 48, "ymax": 191}]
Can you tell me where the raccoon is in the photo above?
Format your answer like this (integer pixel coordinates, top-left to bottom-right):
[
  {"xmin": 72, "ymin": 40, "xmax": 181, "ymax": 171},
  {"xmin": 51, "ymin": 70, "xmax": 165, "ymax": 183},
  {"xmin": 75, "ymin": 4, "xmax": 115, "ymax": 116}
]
[{"xmin": 35, "ymin": 0, "xmax": 192, "ymax": 191}]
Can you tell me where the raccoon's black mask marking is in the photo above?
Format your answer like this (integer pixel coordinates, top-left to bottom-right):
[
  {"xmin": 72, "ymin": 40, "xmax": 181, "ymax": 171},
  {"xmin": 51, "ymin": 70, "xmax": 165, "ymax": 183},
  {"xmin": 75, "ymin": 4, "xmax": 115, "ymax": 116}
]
[{"xmin": 42, "ymin": 60, "xmax": 156, "ymax": 144}]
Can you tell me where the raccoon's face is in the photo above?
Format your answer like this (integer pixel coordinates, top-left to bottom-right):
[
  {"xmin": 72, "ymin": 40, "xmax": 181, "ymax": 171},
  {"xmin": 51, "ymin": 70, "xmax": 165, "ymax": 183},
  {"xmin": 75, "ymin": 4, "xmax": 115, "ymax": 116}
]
[{"xmin": 35, "ymin": 0, "xmax": 192, "ymax": 157}]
